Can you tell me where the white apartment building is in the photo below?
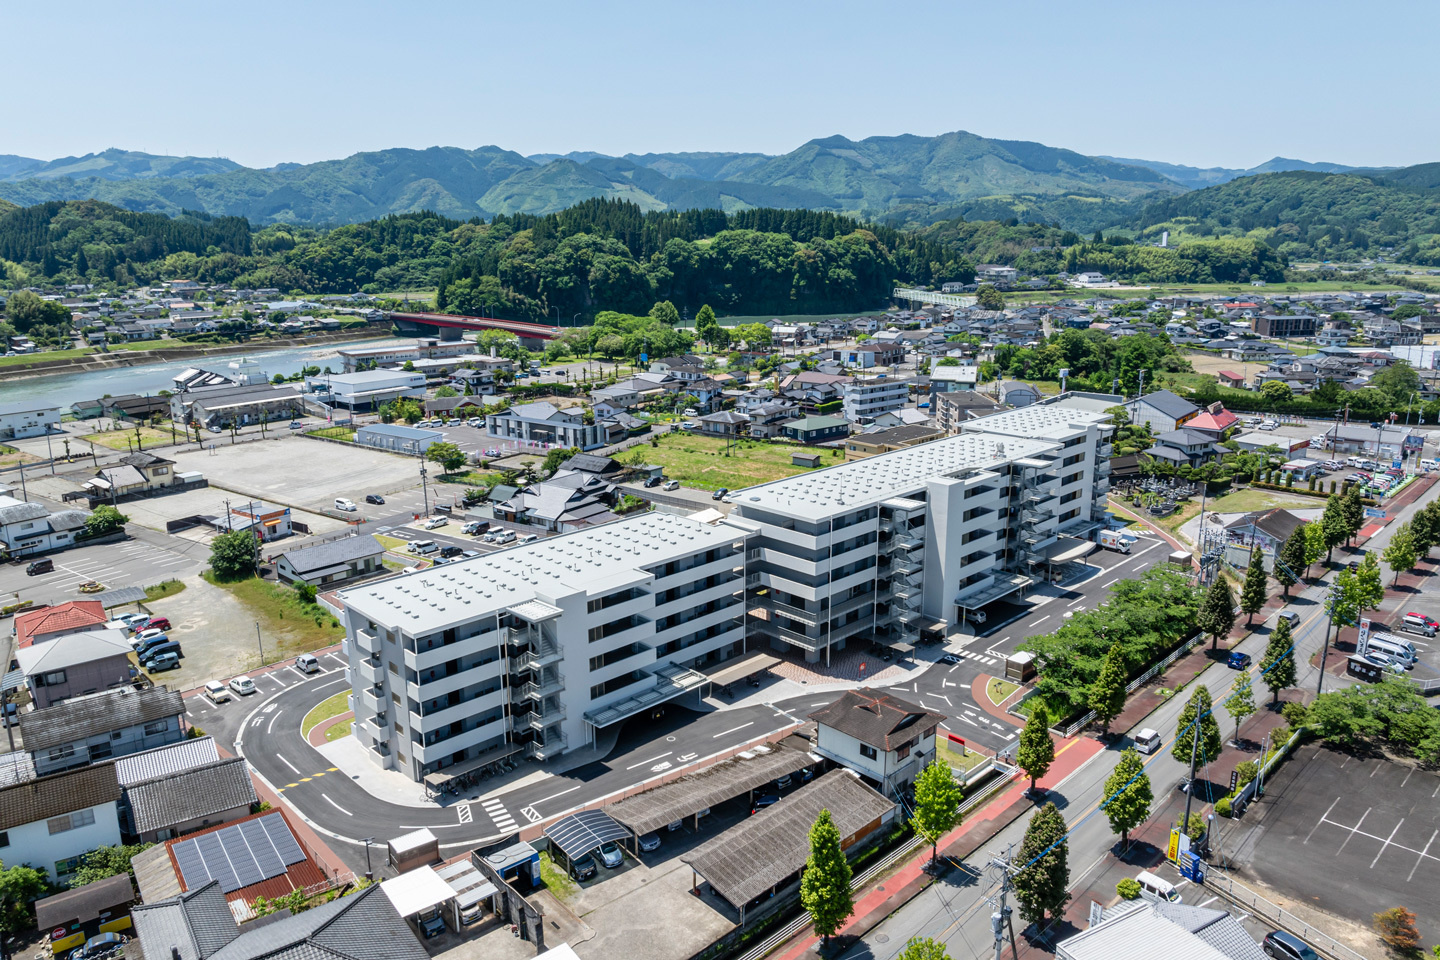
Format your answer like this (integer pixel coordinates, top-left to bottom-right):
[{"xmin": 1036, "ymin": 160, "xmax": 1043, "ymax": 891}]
[
  {"xmin": 842, "ymin": 377, "xmax": 910, "ymax": 422},
  {"xmin": 729, "ymin": 403, "xmax": 1113, "ymax": 662},
  {"xmin": 337, "ymin": 513, "xmax": 751, "ymax": 780}
]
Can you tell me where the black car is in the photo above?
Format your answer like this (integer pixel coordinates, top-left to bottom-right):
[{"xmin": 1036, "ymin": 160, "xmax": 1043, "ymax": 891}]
[
  {"xmin": 644, "ymin": 476, "xmax": 663, "ymax": 488},
  {"xmin": 26, "ymin": 558, "xmax": 53, "ymax": 576},
  {"xmin": 570, "ymin": 853, "xmax": 598, "ymax": 881},
  {"xmin": 365, "ymin": 494, "xmax": 385, "ymax": 505},
  {"xmin": 711, "ymin": 487, "xmax": 729, "ymax": 501},
  {"xmin": 1263, "ymin": 931, "xmax": 1320, "ymax": 960},
  {"xmin": 750, "ymin": 794, "xmax": 780, "ymax": 815},
  {"xmin": 439, "ymin": 545, "xmax": 463, "ymax": 558}
]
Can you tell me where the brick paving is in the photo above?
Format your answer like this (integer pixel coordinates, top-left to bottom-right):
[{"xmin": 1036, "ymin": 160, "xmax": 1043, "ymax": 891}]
[{"xmin": 766, "ymin": 645, "xmax": 918, "ymax": 685}]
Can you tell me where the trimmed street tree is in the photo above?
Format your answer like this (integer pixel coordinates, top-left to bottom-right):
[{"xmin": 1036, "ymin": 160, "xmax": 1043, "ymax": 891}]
[
  {"xmin": 1101, "ymin": 747, "xmax": 1153, "ymax": 848},
  {"xmin": 1354, "ymin": 552, "xmax": 1385, "ymax": 612},
  {"xmin": 1260, "ymin": 618, "xmax": 1298, "ymax": 704},
  {"xmin": 1012, "ymin": 802, "xmax": 1070, "ymax": 925},
  {"xmin": 1276, "ymin": 527, "xmax": 1306, "ymax": 596},
  {"xmin": 1239, "ymin": 547, "xmax": 1268, "ymax": 625},
  {"xmin": 1302, "ymin": 519, "xmax": 1327, "ymax": 574},
  {"xmin": 1410, "ymin": 500, "xmax": 1440, "ymax": 557},
  {"xmin": 1340, "ymin": 485, "xmax": 1364, "ymax": 545},
  {"xmin": 85, "ymin": 504, "xmax": 129, "ymax": 537},
  {"xmin": 1017, "ymin": 703, "xmax": 1055, "ymax": 794},
  {"xmin": 911, "ymin": 760, "xmax": 963, "ymax": 868},
  {"xmin": 1172, "ymin": 685, "xmax": 1223, "ymax": 768},
  {"xmin": 1089, "ymin": 644, "xmax": 1128, "ymax": 737},
  {"xmin": 895, "ymin": 938, "xmax": 951, "ymax": 960},
  {"xmin": 1197, "ymin": 576, "xmax": 1236, "ymax": 650},
  {"xmin": 800, "ymin": 809, "xmax": 853, "ymax": 946},
  {"xmin": 1382, "ymin": 522, "xmax": 1418, "ymax": 586},
  {"xmin": 1224, "ymin": 675, "xmax": 1256, "ymax": 745},
  {"xmin": 1321, "ymin": 493, "xmax": 1348, "ymax": 561}
]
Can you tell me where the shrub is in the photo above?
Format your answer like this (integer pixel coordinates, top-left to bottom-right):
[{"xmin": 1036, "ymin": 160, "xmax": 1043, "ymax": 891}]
[
  {"xmin": 1280, "ymin": 701, "xmax": 1309, "ymax": 727},
  {"xmin": 1235, "ymin": 760, "xmax": 1258, "ymax": 789},
  {"xmin": 1215, "ymin": 796, "xmax": 1233, "ymax": 818},
  {"xmin": 1116, "ymin": 878, "xmax": 1141, "ymax": 900},
  {"xmin": 1271, "ymin": 725, "xmax": 1291, "ymax": 745}
]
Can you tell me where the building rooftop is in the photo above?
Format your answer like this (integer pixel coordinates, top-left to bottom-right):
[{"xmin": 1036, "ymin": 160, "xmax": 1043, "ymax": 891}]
[
  {"xmin": 277, "ymin": 535, "xmax": 384, "ymax": 574},
  {"xmin": 15, "ymin": 628, "xmax": 133, "ymax": 675},
  {"xmin": 339, "ymin": 513, "xmax": 747, "ymax": 634},
  {"xmin": 355, "ymin": 424, "xmax": 442, "ymax": 440},
  {"xmin": 115, "ymin": 736, "xmax": 223, "ymax": 786},
  {"xmin": 734, "ymin": 432, "xmax": 1052, "ymax": 521},
  {"xmin": 125, "ymin": 757, "xmax": 258, "ymax": 836},
  {"xmin": 807, "ymin": 690, "xmax": 945, "ymax": 750},
  {"xmin": 14, "ymin": 600, "xmax": 107, "ymax": 648},
  {"xmin": 963, "ymin": 403, "xmax": 1112, "ymax": 440},
  {"xmin": 0, "ymin": 763, "xmax": 121, "ymax": 831},
  {"xmin": 19, "ymin": 685, "xmax": 185, "ymax": 751}
]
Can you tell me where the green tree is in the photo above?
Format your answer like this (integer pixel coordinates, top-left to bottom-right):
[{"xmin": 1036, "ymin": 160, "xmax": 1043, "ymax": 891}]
[
  {"xmin": 1260, "ymin": 380, "xmax": 1292, "ymax": 403},
  {"xmin": 596, "ymin": 333, "xmax": 626, "ymax": 360},
  {"xmin": 1224, "ymin": 675, "xmax": 1256, "ymax": 745},
  {"xmin": 1172, "ymin": 685, "xmax": 1223, "ymax": 768},
  {"xmin": 71, "ymin": 843, "xmax": 152, "ymax": 887},
  {"xmin": 209, "ymin": 529, "xmax": 258, "ymax": 580},
  {"xmin": 426, "ymin": 441, "xmax": 468, "ymax": 475},
  {"xmin": 1012, "ymin": 802, "xmax": 1069, "ymax": 925},
  {"xmin": 975, "ymin": 284, "xmax": 1005, "ymax": 311},
  {"xmin": 1239, "ymin": 547, "xmax": 1268, "ymax": 625},
  {"xmin": 1260, "ymin": 618, "xmax": 1298, "ymax": 705},
  {"xmin": 911, "ymin": 760, "xmax": 963, "ymax": 867},
  {"xmin": 648, "ymin": 300, "xmax": 681, "ymax": 326},
  {"xmin": 1340, "ymin": 485, "xmax": 1364, "ymax": 546},
  {"xmin": 0, "ymin": 860, "xmax": 48, "ymax": 937},
  {"xmin": 292, "ymin": 580, "xmax": 318, "ymax": 604},
  {"xmin": 1088, "ymin": 644, "xmax": 1128, "ymax": 737},
  {"xmin": 1101, "ymin": 748, "xmax": 1153, "ymax": 848},
  {"xmin": 735, "ymin": 323, "xmax": 772, "ymax": 350},
  {"xmin": 1196, "ymin": 576, "xmax": 1236, "ymax": 650},
  {"xmin": 541, "ymin": 446, "xmax": 579, "ymax": 476},
  {"xmin": 84, "ymin": 504, "xmax": 129, "ymax": 537},
  {"xmin": 1321, "ymin": 492, "xmax": 1349, "ymax": 561},
  {"xmin": 1017, "ymin": 702, "xmax": 1055, "ymax": 793},
  {"xmin": 1302, "ymin": 518, "xmax": 1327, "ymax": 573},
  {"xmin": 1382, "ymin": 522, "xmax": 1419, "ymax": 586},
  {"xmin": 895, "ymin": 937, "xmax": 951, "ymax": 960},
  {"xmin": 434, "ymin": 385, "xmax": 458, "ymax": 398},
  {"xmin": 1276, "ymin": 527, "xmax": 1306, "ymax": 597},
  {"xmin": 694, "ymin": 304, "xmax": 720, "ymax": 345},
  {"xmin": 799, "ymin": 808, "xmax": 853, "ymax": 946},
  {"xmin": 4, "ymin": 289, "xmax": 72, "ymax": 332},
  {"xmin": 1372, "ymin": 906, "xmax": 1421, "ymax": 953}
]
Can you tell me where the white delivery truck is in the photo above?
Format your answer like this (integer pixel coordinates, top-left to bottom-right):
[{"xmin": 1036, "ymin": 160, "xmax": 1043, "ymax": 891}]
[{"xmin": 1096, "ymin": 528, "xmax": 1135, "ymax": 553}]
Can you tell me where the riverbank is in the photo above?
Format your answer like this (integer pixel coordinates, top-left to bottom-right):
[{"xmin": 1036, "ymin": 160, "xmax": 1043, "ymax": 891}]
[{"xmin": 0, "ymin": 324, "xmax": 391, "ymax": 383}]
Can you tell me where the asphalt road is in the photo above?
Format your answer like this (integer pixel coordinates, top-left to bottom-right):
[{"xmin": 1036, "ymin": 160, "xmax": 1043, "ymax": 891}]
[{"xmin": 0, "ymin": 528, "xmax": 205, "ymax": 608}]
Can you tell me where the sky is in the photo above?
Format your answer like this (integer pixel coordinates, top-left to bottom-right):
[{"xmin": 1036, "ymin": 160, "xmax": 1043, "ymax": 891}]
[{"xmin": 5, "ymin": 0, "xmax": 1437, "ymax": 171}]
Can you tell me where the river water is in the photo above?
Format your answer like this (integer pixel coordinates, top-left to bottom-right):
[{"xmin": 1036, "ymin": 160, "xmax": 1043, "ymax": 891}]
[{"xmin": 0, "ymin": 338, "xmax": 396, "ymax": 410}]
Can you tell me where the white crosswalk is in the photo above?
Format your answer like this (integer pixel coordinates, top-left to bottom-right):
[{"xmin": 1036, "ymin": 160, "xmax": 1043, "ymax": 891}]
[{"xmin": 481, "ymin": 797, "xmax": 517, "ymax": 832}]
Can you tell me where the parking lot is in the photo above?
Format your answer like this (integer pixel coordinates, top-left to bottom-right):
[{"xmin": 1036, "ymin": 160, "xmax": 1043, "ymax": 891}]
[
  {"xmin": 1236, "ymin": 742, "xmax": 1440, "ymax": 926},
  {"xmin": 0, "ymin": 536, "xmax": 202, "ymax": 608}
]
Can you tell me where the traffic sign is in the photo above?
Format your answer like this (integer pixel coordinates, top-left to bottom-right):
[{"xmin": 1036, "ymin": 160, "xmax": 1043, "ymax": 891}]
[{"xmin": 1229, "ymin": 769, "xmax": 1239, "ymax": 793}]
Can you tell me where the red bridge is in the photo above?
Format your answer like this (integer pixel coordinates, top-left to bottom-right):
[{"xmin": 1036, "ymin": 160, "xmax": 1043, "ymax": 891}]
[{"xmin": 388, "ymin": 311, "xmax": 562, "ymax": 341}]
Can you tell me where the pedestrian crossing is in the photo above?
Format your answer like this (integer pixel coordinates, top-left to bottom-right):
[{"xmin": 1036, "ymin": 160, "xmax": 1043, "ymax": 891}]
[{"xmin": 481, "ymin": 797, "xmax": 517, "ymax": 832}]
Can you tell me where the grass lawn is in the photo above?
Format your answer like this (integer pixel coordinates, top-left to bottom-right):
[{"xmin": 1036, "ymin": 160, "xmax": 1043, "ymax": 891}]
[
  {"xmin": 83, "ymin": 425, "xmax": 184, "ymax": 450},
  {"xmin": 202, "ymin": 573, "xmax": 344, "ymax": 657},
  {"xmin": 1204, "ymin": 487, "xmax": 1318, "ymax": 513},
  {"xmin": 986, "ymin": 677, "xmax": 1020, "ymax": 706},
  {"xmin": 0, "ymin": 444, "xmax": 38, "ymax": 468},
  {"xmin": 301, "ymin": 690, "xmax": 352, "ymax": 738},
  {"xmin": 0, "ymin": 347, "xmax": 95, "ymax": 368},
  {"xmin": 308, "ymin": 426, "xmax": 355, "ymax": 441},
  {"xmin": 642, "ymin": 434, "xmax": 839, "ymax": 490},
  {"xmin": 145, "ymin": 579, "xmax": 187, "ymax": 602},
  {"xmin": 375, "ymin": 534, "xmax": 410, "ymax": 552},
  {"xmin": 936, "ymin": 737, "xmax": 990, "ymax": 773},
  {"xmin": 1154, "ymin": 371, "xmax": 1220, "ymax": 395},
  {"xmin": 326, "ymin": 718, "xmax": 354, "ymax": 742},
  {"xmin": 435, "ymin": 469, "xmax": 499, "ymax": 486},
  {"xmin": 538, "ymin": 851, "xmax": 579, "ymax": 902}
]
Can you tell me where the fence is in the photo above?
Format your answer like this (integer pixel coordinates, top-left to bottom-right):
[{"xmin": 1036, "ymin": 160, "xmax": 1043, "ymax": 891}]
[
  {"xmin": 1052, "ymin": 630, "xmax": 1207, "ymax": 737},
  {"xmin": 1202, "ymin": 871, "xmax": 1369, "ymax": 960}
]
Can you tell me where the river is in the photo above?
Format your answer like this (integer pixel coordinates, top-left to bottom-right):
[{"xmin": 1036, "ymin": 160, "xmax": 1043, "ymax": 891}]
[{"xmin": 0, "ymin": 338, "xmax": 397, "ymax": 410}]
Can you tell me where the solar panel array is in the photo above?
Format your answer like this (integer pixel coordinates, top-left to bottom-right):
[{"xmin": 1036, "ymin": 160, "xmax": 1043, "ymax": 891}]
[{"xmin": 172, "ymin": 814, "xmax": 306, "ymax": 893}]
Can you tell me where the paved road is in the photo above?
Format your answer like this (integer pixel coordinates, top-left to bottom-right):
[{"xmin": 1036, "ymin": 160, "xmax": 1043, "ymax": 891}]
[{"xmin": 0, "ymin": 530, "xmax": 204, "ymax": 608}]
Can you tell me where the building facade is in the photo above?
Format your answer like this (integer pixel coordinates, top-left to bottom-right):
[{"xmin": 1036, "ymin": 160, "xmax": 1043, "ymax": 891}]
[
  {"xmin": 485, "ymin": 402, "xmax": 603, "ymax": 451},
  {"xmin": 842, "ymin": 378, "xmax": 910, "ymax": 422},
  {"xmin": 0, "ymin": 402, "xmax": 62, "ymax": 440}
]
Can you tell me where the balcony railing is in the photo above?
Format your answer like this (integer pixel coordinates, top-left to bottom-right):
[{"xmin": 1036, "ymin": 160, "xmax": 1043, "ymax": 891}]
[
  {"xmin": 520, "ymin": 675, "xmax": 565, "ymax": 700},
  {"xmin": 528, "ymin": 734, "xmax": 569, "ymax": 760},
  {"xmin": 354, "ymin": 629, "xmax": 381, "ymax": 655}
]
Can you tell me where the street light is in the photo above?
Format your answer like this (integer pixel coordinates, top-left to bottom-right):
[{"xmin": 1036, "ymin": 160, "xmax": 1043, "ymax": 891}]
[{"xmin": 362, "ymin": 837, "xmax": 375, "ymax": 880}]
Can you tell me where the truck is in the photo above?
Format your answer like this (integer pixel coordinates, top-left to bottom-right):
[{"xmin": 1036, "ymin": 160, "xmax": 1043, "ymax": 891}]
[{"xmin": 1095, "ymin": 528, "xmax": 1135, "ymax": 553}]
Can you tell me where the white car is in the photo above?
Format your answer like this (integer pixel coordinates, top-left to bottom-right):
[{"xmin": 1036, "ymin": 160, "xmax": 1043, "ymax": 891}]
[
  {"xmin": 203, "ymin": 680, "xmax": 231, "ymax": 704},
  {"xmin": 135, "ymin": 627, "xmax": 166, "ymax": 645},
  {"xmin": 423, "ymin": 516, "xmax": 448, "ymax": 530},
  {"xmin": 466, "ymin": 417, "xmax": 482, "ymax": 427},
  {"xmin": 228, "ymin": 676, "xmax": 256, "ymax": 696},
  {"xmin": 334, "ymin": 497, "xmax": 357, "ymax": 512},
  {"xmin": 407, "ymin": 539, "xmax": 438, "ymax": 554}
]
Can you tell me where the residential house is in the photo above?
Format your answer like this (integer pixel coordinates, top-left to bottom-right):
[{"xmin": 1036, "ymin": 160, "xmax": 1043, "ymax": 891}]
[
  {"xmin": 14, "ymin": 600, "xmax": 109, "ymax": 649},
  {"xmin": 0, "ymin": 498, "xmax": 89, "ymax": 557},
  {"xmin": 1146, "ymin": 429, "xmax": 1223, "ymax": 468},
  {"xmin": 84, "ymin": 451, "xmax": 179, "ymax": 500},
  {"xmin": 648, "ymin": 355, "xmax": 705, "ymax": 378},
  {"xmin": 486, "ymin": 401, "xmax": 602, "ymax": 451},
  {"xmin": 0, "ymin": 764, "xmax": 123, "ymax": 881},
  {"xmin": 1253, "ymin": 314, "xmax": 1316, "ymax": 338},
  {"xmin": 354, "ymin": 423, "xmax": 444, "ymax": 455},
  {"xmin": 422, "ymin": 396, "xmax": 487, "ymax": 419},
  {"xmin": 1182, "ymin": 404, "xmax": 1241, "ymax": 439},
  {"xmin": 101, "ymin": 395, "xmax": 170, "ymax": 420},
  {"xmin": 173, "ymin": 383, "xmax": 306, "ymax": 428},
  {"xmin": 15, "ymin": 629, "xmax": 135, "ymax": 709},
  {"xmin": 1123, "ymin": 390, "xmax": 1200, "ymax": 433},
  {"xmin": 224, "ymin": 501, "xmax": 293, "ymax": 541},
  {"xmin": 115, "ymin": 739, "xmax": 257, "ymax": 842},
  {"xmin": 808, "ymin": 690, "xmax": 944, "ymax": 796},
  {"xmin": 781, "ymin": 415, "xmax": 851, "ymax": 444},
  {"xmin": 22, "ymin": 686, "xmax": 187, "ymax": 776},
  {"xmin": 746, "ymin": 400, "xmax": 800, "ymax": 439},
  {"xmin": 928, "ymin": 364, "xmax": 979, "ymax": 394},
  {"xmin": 1056, "ymin": 898, "xmax": 1268, "ymax": 960},
  {"xmin": 844, "ymin": 424, "xmax": 944, "ymax": 459},
  {"xmin": 826, "ymin": 344, "xmax": 905, "ymax": 369},
  {"xmin": 1316, "ymin": 322, "xmax": 1353, "ymax": 348},
  {"xmin": 870, "ymin": 408, "xmax": 933, "ymax": 430},
  {"xmin": 0, "ymin": 402, "xmax": 62, "ymax": 440},
  {"xmin": 696, "ymin": 410, "xmax": 749, "ymax": 437},
  {"xmin": 1222, "ymin": 508, "xmax": 1306, "ymax": 572},
  {"xmin": 1216, "ymin": 370, "xmax": 1248, "ymax": 390},
  {"xmin": 975, "ymin": 264, "xmax": 1019, "ymax": 284},
  {"xmin": 275, "ymin": 535, "xmax": 385, "ymax": 587},
  {"xmin": 491, "ymin": 474, "xmax": 616, "ymax": 532}
]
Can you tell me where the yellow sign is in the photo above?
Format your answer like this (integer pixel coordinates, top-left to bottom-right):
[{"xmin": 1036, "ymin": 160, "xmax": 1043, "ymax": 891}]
[{"xmin": 1167, "ymin": 828, "xmax": 1180, "ymax": 862}]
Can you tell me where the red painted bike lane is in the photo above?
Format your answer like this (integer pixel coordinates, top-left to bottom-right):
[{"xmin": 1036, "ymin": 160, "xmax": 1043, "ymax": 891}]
[{"xmin": 771, "ymin": 735, "xmax": 1106, "ymax": 960}]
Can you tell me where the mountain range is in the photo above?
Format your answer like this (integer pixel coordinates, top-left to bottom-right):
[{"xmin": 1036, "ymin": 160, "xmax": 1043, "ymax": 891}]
[{"xmin": 0, "ymin": 132, "xmax": 1411, "ymax": 232}]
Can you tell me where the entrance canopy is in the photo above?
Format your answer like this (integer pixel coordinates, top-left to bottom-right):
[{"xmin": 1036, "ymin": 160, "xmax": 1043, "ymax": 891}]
[
  {"xmin": 422, "ymin": 742, "xmax": 524, "ymax": 793},
  {"xmin": 1038, "ymin": 537, "xmax": 1097, "ymax": 564},
  {"xmin": 544, "ymin": 810, "xmax": 630, "ymax": 860},
  {"xmin": 705, "ymin": 652, "xmax": 780, "ymax": 688}
]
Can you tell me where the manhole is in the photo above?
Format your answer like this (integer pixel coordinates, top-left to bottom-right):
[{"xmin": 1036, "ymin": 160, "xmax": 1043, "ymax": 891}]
[
  {"xmin": 876, "ymin": 885, "xmax": 885, "ymax": 892},
  {"xmin": 875, "ymin": 935, "xmax": 889, "ymax": 944},
  {"xmin": 666, "ymin": 736, "xmax": 676, "ymax": 742}
]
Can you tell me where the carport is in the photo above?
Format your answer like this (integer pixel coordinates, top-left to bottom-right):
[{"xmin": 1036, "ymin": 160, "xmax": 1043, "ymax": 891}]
[
  {"xmin": 421, "ymin": 742, "xmax": 524, "ymax": 798},
  {"xmin": 544, "ymin": 809, "xmax": 634, "ymax": 862},
  {"xmin": 681, "ymin": 769, "xmax": 896, "ymax": 924},
  {"xmin": 955, "ymin": 571, "xmax": 1035, "ymax": 629},
  {"xmin": 606, "ymin": 740, "xmax": 816, "ymax": 836},
  {"xmin": 1028, "ymin": 536, "xmax": 1098, "ymax": 583},
  {"xmin": 379, "ymin": 864, "xmax": 459, "ymax": 931},
  {"xmin": 704, "ymin": 651, "xmax": 780, "ymax": 691}
]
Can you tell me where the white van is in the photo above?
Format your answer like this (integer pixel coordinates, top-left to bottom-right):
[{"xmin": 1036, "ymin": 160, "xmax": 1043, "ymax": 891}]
[
  {"xmin": 1135, "ymin": 870, "xmax": 1181, "ymax": 902},
  {"xmin": 1133, "ymin": 728, "xmax": 1162, "ymax": 755},
  {"xmin": 1421, "ymin": 458, "xmax": 1440, "ymax": 471},
  {"xmin": 1365, "ymin": 633, "xmax": 1417, "ymax": 669}
]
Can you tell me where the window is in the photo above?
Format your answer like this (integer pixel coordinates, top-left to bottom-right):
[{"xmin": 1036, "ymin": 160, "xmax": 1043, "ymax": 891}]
[
  {"xmin": 143, "ymin": 720, "xmax": 168, "ymax": 735},
  {"xmin": 89, "ymin": 742, "xmax": 113, "ymax": 761},
  {"xmin": 896, "ymin": 743, "xmax": 911, "ymax": 761},
  {"xmin": 38, "ymin": 670, "xmax": 66, "ymax": 687},
  {"xmin": 859, "ymin": 744, "xmax": 878, "ymax": 760},
  {"xmin": 55, "ymin": 856, "xmax": 83, "ymax": 878},
  {"xmin": 0, "ymin": 831, "xmax": 8, "ymax": 847},
  {"xmin": 47, "ymin": 744, "xmax": 75, "ymax": 762},
  {"xmin": 111, "ymin": 731, "xmax": 123, "ymax": 740},
  {"xmin": 47, "ymin": 809, "xmax": 96, "ymax": 834}
]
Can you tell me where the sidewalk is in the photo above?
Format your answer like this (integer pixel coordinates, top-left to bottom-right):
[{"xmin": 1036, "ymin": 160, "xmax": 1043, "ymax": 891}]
[{"xmin": 770, "ymin": 736, "xmax": 1106, "ymax": 960}]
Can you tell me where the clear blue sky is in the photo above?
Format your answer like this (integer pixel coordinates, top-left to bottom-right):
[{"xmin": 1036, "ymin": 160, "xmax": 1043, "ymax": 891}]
[{"xmin": 6, "ymin": 0, "xmax": 1436, "ymax": 171}]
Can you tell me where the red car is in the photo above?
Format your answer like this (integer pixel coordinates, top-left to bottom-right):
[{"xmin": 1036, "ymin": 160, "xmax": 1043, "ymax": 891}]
[
  {"xmin": 1405, "ymin": 612, "xmax": 1438, "ymax": 628},
  {"xmin": 144, "ymin": 616, "xmax": 172, "ymax": 632}
]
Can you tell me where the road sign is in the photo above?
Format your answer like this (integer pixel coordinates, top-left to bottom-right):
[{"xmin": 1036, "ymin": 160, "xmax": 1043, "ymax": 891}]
[
  {"xmin": 1364, "ymin": 507, "xmax": 1386, "ymax": 519},
  {"xmin": 1229, "ymin": 769, "xmax": 1239, "ymax": 793}
]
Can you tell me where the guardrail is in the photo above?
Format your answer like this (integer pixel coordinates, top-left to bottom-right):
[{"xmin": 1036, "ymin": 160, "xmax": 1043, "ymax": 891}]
[{"xmin": 1201, "ymin": 871, "xmax": 1368, "ymax": 960}]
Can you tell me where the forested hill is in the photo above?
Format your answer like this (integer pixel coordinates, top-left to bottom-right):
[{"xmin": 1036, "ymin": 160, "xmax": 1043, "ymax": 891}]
[
  {"xmin": 1126, "ymin": 168, "xmax": 1440, "ymax": 264},
  {"xmin": 0, "ymin": 199, "xmax": 973, "ymax": 319}
]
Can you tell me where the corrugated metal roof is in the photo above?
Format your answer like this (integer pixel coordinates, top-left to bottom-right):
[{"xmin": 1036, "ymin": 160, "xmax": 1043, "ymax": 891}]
[{"xmin": 115, "ymin": 736, "xmax": 222, "ymax": 786}]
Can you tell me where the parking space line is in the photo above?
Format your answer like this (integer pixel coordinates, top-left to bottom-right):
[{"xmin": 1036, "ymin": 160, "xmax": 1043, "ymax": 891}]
[
  {"xmin": 1371, "ymin": 819, "xmax": 1405, "ymax": 868},
  {"xmin": 1334, "ymin": 808, "xmax": 1369, "ymax": 855},
  {"xmin": 1408, "ymin": 831, "xmax": 1437, "ymax": 882}
]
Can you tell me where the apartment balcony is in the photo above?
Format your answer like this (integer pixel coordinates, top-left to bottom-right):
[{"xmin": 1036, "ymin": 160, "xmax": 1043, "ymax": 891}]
[
  {"xmin": 746, "ymin": 572, "xmax": 762, "ymax": 588},
  {"xmin": 411, "ymin": 716, "xmax": 509, "ymax": 765},
  {"xmin": 409, "ymin": 629, "xmax": 505, "ymax": 673},
  {"xmin": 1099, "ymin": 443, "xmax": 1114, "ymax": 459},
  {"xmin": 359, "ymin": 686, "xmax": 384, "ymax": 715},
  {"xmin": 354, "ymin": 629, "xmax": 381, "ymax": 655},
  {"xmin": 520, "ymin": 675, "xmax": 566, "ymax": 701},
  {"xmin": 357, "ymin": 657, "xmax": 384, "ymax": 685},
  {"xmin": 410, "ymin": 688, "xmax": 506, "ymax": 732}
]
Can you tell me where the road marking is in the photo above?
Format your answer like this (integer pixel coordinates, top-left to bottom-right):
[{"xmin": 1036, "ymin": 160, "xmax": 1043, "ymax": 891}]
[
  {"xmin": 627, "ymin": 751, "xmax": 672, "ymax": 770},
  {"xmin": 520, "ymin": 806, "xmax": 542, "ymax": 823},
  {"xmin": 959, "ymin": 715, "xmax": 978, "ymax": 727},
  {"xmin": 457, "ymin": 803, "xmax": 473, "ymax": 824},
  {"xmin": 528, "ymin": 784, "xmax": 582, "ymax": 808},
  {"xmin": 322, "ymin": 794, "xmax": 352, "ymax": 816},
  {"xmin": 1067, "ymin": 596, "xmax": 1087, "ymax": 607},
  {"xmin": 711, "ymin": 722, "xmax": 754, "ymax": 739},
  {"xmin": 278, "ymin": 754, "xmax": 301, "ymax": 775},
  {"xmin": 1032, "ymin": 615, "xmax": 1049, "ymax": 627},
  {"xmin": 300, "ymin": 777, "xmax": 312, "ymax": 782},
  {"xmin": 266, "ymin": 709, "xmax": 284, "ymax": 735},
  {"xmin": 679, "ymin": 752, "xmax": 698, "ymax": 762},
  {"xmin": 1408, "ymin": 830, "xmax": 1437, "ymax": 882},
  {"xmin": 263, "ymin": 702, "xmax": 278, "ymax": 713},
  {"xmin": 1335, "ymin": 807, "xmax": 1371, "ymax": 855},
  {"xmin": 1371, "ymin": 819, "xmax": 1405, "ymax": 868},
  {"xmin": 1102, "ymin": 578, "xmax": 1120, "ymax": 588}
]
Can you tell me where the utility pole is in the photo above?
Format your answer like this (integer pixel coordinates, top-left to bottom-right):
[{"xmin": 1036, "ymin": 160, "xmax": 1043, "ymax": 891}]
[
  {"xmin": 255, "ymin": 621, "xmax": 264, "ymax": 665},
  {"xmin": 420, "ymin": 459, "xmax": 430, "ymax": 517},
  {"xmin": 1181, "ymin": 713, "xmax": 1201, "ymax": 846},
  {"xmin": 988, "ymin": 845, "xmax": 1019, "ymax": 960},
  {"xmin": 225, "ymin": 498, "xmax": 233, "ymax": 532},
  {"xmin": 1317, "ymin": 579, "xmax": 1339, "ymax": 694}
]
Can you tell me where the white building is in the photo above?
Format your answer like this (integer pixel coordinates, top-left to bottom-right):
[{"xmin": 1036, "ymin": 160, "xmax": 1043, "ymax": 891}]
[
  {"xmin": 337, "ymin": 513, "xmax": 750, "ymax": 780},
  {"xmin": 0, "ymin": 497, "xmax": 88, "ymax": 558},
  {"xmin": 0, "ymin": 402, "xmax": 61, "ymax": 440},
  {"xmin": 306, "ymin": 370, "xmax": 427, "ymax": 410},
  {"xmin": 842, "ymin": 377, "xmax": 910, "ymax": 422},
  {"xmin": 975, "ymin": 265, "xmax": 1019, "ymax": 284},
  {"xmin": 0, "ymin": 764, "xmax": 123, "ymax": 881},
  {"xmin": 486, "ymin": 402, "xmax": 603, "ymax": 451}
]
